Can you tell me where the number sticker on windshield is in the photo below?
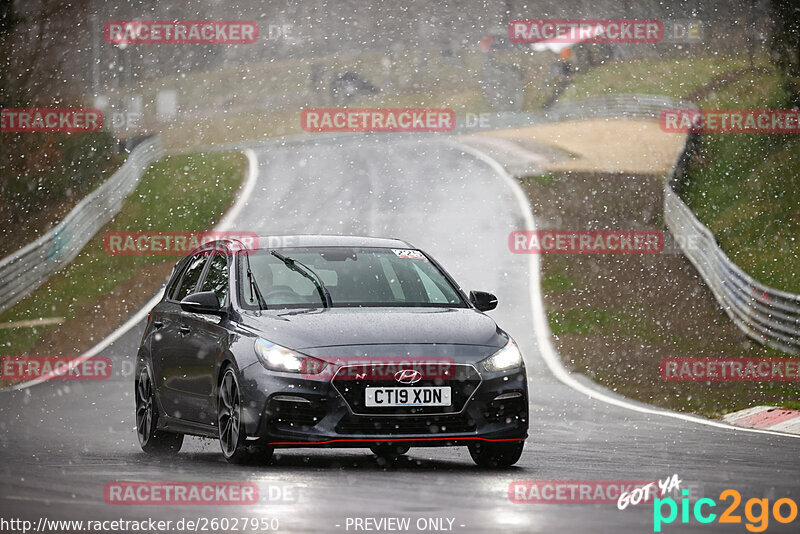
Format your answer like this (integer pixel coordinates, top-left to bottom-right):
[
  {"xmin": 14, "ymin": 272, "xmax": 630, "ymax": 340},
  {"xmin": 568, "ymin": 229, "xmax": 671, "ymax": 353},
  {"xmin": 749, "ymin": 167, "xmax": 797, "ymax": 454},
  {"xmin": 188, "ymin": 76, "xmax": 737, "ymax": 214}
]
[{"xmin": 392, "ymin": 249, "xmax": 426, "ymax": 259}]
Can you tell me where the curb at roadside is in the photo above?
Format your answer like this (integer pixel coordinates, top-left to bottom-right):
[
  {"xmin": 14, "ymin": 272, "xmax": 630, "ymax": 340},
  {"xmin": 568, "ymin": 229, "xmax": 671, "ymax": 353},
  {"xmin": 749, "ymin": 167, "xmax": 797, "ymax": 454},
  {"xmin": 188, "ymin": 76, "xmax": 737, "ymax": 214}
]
[{"xmin": 723, "ymin": 406, "xmax": 800, "ymax": 435}]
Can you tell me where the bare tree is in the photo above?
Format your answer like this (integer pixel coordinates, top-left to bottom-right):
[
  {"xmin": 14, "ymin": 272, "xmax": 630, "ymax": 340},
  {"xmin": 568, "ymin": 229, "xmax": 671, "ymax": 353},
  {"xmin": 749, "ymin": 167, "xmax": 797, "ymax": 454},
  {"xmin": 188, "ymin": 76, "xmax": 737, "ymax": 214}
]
[{"xmin": 770, "ymin": 0, "xmax": 800, "ymax": 105}]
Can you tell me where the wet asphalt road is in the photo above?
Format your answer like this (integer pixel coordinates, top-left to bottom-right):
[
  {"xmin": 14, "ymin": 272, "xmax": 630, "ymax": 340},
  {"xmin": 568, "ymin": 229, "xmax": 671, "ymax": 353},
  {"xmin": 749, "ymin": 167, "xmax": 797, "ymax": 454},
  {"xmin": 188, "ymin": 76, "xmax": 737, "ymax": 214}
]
[{"xmin": 1, "ymin": 135, "xmax": 798, "ymax": 533}]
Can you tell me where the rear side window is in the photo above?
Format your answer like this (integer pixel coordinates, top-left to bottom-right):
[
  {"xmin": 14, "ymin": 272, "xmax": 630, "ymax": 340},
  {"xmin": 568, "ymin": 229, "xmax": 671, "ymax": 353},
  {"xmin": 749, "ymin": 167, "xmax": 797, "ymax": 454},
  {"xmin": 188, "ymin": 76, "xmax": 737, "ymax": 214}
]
[
  {"xmin": 200, "ymin": 254, "xmax": 229, "ymax": 306},
  {"xmin": 164, "ymin": 261, "xmax": 186, "ymax": 299},
  {"xmin": 173, "ymin": 254, "xmax": 207, "ymax": 300}
]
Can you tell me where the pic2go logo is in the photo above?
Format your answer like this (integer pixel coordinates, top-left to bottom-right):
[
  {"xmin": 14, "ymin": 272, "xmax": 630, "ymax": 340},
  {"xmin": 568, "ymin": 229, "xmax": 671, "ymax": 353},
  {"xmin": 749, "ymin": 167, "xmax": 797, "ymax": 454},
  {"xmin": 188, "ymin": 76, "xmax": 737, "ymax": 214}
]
[{"xmin": 653, "ymin": 489, "xmax": 798, "ymax": 532}]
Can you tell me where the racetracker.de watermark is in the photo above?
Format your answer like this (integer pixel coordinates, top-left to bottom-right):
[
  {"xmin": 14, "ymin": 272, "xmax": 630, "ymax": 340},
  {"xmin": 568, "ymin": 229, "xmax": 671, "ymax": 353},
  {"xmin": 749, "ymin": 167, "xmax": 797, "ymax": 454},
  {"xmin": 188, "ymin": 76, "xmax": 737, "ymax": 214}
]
[
  {"xmin": 303, "ymin": 357, "xmax": 457, "ymax": 381},
  {"xmin": 104, "ymin": 482, "xmax": 259, "ymax": 505},
  {"xmin": 103, "ymin": 232, "xmax": 259, "ymax": 255},
  {"xmin": 660, "ymin": 358, "xmax": 800, "ymax": 381},
  {"xmin": 104, "ymin": 20, "xmax": 258, "ymax": 44},
  {"xmin": 300, "ymin": 108, "xmax": 455, "ymax": 132},
  {"xmin": 509, "ymin": 19, "xmax": 663, "ymax": 43},
  {"xmin": 660, "ymin": 109, "xmax": 800, "ymax": 133},
  {"xmin": 1, "ymin": 356, "xmax": 112, "ymax": 381},
  {"xmin": 1, "ymin": 108, "xmax": 102, "ymax": 133},
  {"xmin": 509, "ymin": 230, "xmax": 664, "ymax": 254}
]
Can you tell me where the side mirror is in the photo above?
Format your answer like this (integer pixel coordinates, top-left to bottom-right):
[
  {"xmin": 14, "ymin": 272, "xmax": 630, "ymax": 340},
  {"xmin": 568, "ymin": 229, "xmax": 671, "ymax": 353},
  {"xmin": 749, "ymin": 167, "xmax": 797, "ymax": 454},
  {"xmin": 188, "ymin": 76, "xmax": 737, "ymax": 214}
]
[
  {"xmin": 180, "ymin": 291, "xmax": 225, "ymax": 316},
  {"xmin": 469, "ymin": 290, "xmax": 498, "ymax": 312}
]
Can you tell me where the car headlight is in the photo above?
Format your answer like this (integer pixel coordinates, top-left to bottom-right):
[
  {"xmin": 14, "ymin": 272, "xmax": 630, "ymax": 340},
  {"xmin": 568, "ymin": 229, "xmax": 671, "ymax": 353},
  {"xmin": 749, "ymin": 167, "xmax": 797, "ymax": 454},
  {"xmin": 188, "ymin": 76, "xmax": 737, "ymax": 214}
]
[
  {"xmin": 254, "ymin": 338, "xmax": 327, "ymax": 374},
  {"xmin": 481, "ymin": 339, "xmax": 523, "ymax": 372}
]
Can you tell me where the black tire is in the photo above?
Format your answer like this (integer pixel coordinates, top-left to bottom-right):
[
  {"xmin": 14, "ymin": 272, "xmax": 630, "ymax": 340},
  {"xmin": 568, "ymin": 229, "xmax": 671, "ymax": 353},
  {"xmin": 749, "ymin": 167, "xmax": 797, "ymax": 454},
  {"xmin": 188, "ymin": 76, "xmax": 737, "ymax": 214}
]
[
  {"xmin": 218, "ymin": 367, "xmax": 273, "ymax": 464},
  {"xmin": 468, "ymin": 440, "xmax": 524, "ymax": 468},
  {"xmin": 369, "ymin": 443, "xmax": 410, "ymax": 459},
  {"xmin": 135, "ymin": 367, "xmax": 183, "ymax": 454}
]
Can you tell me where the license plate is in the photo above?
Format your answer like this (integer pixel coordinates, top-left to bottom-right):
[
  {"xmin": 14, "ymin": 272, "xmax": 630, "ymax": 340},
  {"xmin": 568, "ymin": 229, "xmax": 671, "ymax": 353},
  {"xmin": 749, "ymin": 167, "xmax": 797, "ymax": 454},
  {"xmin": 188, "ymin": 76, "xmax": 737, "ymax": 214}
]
[{"xmin": 365, "ymin": 386, "xmax": 451, "ymax": 407}]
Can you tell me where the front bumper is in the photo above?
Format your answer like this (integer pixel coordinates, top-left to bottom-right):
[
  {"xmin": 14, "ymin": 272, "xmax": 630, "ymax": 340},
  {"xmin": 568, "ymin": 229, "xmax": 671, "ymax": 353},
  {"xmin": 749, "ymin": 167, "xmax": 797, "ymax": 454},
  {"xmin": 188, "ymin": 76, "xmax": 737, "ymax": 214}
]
[{"xmin": 238, "ymin": 361, "xmax": 528, "ymax": 448}]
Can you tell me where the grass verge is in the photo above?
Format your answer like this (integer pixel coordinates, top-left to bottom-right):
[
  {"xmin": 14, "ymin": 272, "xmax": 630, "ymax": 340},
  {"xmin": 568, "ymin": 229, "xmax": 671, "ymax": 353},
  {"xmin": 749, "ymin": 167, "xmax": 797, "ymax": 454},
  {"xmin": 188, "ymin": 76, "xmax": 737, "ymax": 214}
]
[
  {"xmin": 680, "ymin": 70, "xmax": 800, "ymax": 293},
  {"xmin": 143, "ymin": 48, "xmax": 559, "ymax": 149},
  {"xmin": 557, "ymin": 55, "xmax": 767, "ymax": 102}
]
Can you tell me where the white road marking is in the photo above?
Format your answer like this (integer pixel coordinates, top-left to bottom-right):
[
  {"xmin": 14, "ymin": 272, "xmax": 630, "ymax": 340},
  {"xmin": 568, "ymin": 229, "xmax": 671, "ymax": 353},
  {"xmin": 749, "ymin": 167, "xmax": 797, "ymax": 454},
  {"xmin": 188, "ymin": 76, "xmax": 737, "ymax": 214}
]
[
  {"xmin": 3, "ymin": 495, "xmax": 99, "ymax": 506},
  {"xmin": 0, "ymin": 317, "xmax": 64, "ymax": 329}
]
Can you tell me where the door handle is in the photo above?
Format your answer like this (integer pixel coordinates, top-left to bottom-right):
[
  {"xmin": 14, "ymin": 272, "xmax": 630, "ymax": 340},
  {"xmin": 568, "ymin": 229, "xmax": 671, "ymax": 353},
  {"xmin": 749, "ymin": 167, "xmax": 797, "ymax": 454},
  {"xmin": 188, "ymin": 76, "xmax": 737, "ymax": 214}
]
[
  {"xmin": 153, "ymin": 321, "xmax": 164, "ymax": 329},
  {"xmin": 179, "ymin": 326, "xmax": 191, "ymax": 335}
]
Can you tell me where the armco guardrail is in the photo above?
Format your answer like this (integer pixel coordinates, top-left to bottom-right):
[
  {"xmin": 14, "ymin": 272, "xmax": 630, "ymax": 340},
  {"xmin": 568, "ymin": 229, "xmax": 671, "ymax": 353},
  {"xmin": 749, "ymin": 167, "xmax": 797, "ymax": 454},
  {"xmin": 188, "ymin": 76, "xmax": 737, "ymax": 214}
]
[
  {"xmin": 570, "ymin": 97, "xmax": 800, "ymax": 353},
  {"xmin": 462, "ymin": 94, "xmax": 800, "ymax": 353},
  {"xmin": 0, "ymin": 135, "xmax": 163, "ymax": 314},
  {"xmin": 664, "ymin": 185, "xmax": 800, "ymax": 353},
  {"xmin": 663, "ymin": 142, "xmax": 800, "ymax": 354},
  {"xmin": 453, "ymin": 94, "xmax": 696, "ymax": 131}
]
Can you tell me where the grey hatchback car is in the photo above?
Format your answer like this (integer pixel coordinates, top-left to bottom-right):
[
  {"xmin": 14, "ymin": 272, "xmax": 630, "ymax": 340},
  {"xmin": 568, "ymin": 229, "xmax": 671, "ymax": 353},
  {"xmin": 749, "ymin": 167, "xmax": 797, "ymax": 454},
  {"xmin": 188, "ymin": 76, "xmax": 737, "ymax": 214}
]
[{"xmin": 135, "ymin": 235, "xmax": 528, "ymax": 466}]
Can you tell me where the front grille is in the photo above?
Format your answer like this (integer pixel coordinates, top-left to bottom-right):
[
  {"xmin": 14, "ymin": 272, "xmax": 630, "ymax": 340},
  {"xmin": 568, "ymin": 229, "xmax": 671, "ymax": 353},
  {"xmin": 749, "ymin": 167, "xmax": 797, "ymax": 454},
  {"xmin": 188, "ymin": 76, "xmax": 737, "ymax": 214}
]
[
  {"xmin": 332, "ymin": 363, "xmax": 481, "ymax": 415},
  {"xmin": 336, "ymin": 413, "xmax": 476, "ymax": 435},
  {"xmin": 266, "ymin": 397, "xmax": 326, "ymax": 430}
]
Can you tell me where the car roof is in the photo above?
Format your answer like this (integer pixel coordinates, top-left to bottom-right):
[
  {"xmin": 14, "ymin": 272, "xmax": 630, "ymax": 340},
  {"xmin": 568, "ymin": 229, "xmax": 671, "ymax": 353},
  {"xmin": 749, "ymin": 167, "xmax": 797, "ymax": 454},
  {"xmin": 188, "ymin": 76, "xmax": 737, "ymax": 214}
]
[{"xmin": 227, "ymin": 234, "xmax": 415, "ymax": 250}]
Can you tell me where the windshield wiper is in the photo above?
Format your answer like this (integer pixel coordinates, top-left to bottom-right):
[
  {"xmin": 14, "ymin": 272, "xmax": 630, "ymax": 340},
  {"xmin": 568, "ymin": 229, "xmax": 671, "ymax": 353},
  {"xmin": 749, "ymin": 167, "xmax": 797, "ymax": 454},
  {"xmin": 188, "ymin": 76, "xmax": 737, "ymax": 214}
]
[
  {"xmin": 270, "ymin": 250, "xmax": 333, "ymax": 308},
  {"xmin": 243, "ymin": 251, "xmax": 268, "ymax": 309}
]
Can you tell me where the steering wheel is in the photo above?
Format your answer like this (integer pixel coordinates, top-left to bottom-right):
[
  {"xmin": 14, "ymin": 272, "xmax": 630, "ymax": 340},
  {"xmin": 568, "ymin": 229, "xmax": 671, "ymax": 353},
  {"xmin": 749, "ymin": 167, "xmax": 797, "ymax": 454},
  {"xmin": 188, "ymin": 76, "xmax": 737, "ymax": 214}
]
[{"xmin": 263, "ymin": 288, "xmax": 299, "ymax": 301}]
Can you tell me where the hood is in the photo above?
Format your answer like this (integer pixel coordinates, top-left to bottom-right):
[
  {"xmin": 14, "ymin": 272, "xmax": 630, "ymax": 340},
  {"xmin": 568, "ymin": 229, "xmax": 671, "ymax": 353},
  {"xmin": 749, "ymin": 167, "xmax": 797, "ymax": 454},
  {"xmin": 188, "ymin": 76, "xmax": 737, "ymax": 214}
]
[{"xmin": 238, "ymin": 307, "xmax": 507, "ymax": 351}]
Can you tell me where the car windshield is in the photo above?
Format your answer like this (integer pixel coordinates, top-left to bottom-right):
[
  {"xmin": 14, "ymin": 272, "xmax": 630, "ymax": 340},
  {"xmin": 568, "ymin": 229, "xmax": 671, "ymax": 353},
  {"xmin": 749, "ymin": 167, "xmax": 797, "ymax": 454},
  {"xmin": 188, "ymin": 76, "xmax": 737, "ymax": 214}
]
[{"xmin": 239, "ymin": 247, "xmax": 466, "ymax": 309}]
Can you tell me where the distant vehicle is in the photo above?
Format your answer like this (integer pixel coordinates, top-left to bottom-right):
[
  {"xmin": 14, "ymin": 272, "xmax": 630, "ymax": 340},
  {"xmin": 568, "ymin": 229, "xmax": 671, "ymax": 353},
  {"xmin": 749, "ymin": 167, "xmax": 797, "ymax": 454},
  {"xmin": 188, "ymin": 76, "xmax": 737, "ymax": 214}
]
[
  {"xmin": 134, "ymin": 235, "xmax": 528, "ymax": 466},
  {"xmin": 329, "ymin": 72, "xmax": 380, "ymax": 103}
]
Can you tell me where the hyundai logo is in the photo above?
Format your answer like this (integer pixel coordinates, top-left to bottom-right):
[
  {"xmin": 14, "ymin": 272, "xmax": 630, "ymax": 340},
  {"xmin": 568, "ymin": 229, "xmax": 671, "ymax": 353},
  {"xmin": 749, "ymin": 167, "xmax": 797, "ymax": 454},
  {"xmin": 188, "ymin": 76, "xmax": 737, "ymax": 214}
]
[{"xmin": 394, "ymin": 369, "xmax": 423, "ymax": 384}]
